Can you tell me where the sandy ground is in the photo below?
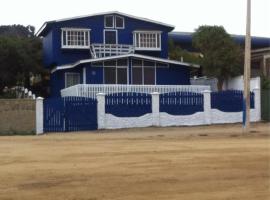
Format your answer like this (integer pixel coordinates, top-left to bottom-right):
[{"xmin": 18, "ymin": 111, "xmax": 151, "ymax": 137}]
[{"xmin": 0, "ymin": 123, "xmax": 269, "ymax": 200}]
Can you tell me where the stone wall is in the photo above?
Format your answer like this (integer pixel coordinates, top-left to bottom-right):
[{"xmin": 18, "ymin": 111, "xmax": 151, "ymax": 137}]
[{"xmin": 0, "ymin": 99, "xmax": 35, "ymax": 134}]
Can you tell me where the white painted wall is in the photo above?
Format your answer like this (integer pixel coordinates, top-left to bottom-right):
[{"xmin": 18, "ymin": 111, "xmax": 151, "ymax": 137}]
[
  {"xmin": 36, "ymin": 97, "xmax": 44, "ymax": 135},
  {"xmin": 223, "ymin": 75, "xmax": 260, "ymax": 91}
]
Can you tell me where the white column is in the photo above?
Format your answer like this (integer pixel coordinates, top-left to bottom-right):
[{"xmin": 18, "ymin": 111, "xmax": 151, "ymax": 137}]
[
  {"xmin": 203, "ymin": 90, "xmax": 211, "ymax": 125},
  {"xmin": 36, "ymin": 97, "xmax": 44, "ymax": 135},
  {"xmin": 151, "ymin": 92, "xmax": 160, "ymax": 126},
  {"xmin": 97, "ymin": 93, "xmax": 106, "ymax": 129},
  {"xmin": 83, "ymin": 67, "xmax": 86, "ymax": 84},
  {"xmin": 253, "ymin": 88, "xmax": 261, "ymax": 121}
]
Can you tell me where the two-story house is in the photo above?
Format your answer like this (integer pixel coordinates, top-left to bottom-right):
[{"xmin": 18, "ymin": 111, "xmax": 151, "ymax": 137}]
[{"xmin": 36, "ymin": 11, "xmax": 199, "ymax": 97}]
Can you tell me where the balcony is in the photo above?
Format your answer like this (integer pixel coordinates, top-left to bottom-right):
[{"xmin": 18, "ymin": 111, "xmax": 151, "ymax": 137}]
[{"xmin": 90, "ymin": 43, "xmax": 135, "ymax": 58}]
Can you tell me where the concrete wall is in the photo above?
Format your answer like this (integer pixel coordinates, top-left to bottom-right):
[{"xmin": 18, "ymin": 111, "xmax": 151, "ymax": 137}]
[
  {"xmin": 0, "ymin": 99, "xmax": 35, "ymax": 134},
  {"xmin": 95, "ymin": 89, "xmax": 261, "ymax": 130}
]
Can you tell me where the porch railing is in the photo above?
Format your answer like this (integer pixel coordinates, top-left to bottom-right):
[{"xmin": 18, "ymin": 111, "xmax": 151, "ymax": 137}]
[
  {"xmin": 90, "ymin": 43, "xmax": 135, "ymax": 58},
  {"xmin": 61, "ymin": 84, "xmax": 211, "ymax": 99}
]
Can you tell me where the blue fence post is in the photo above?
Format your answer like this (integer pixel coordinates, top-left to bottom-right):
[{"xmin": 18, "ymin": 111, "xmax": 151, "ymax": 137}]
[
  {"xmin": 97, "ymin": 93, "xmax": 106, "ymax": 129},
  {"xmin": 151, "ymin": 92, "xmax": 160, "ymax": 126},
  {"xmin": 203, "ymin": 90, "xmax": 211, "ymax": 125},
  {"xmin": 36, "ymin": 97, "xmax": 44, "ymax": 135}
]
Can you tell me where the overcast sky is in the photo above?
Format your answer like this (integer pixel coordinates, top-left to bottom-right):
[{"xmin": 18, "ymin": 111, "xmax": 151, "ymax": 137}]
[{"xmin": 1, "ymin": 0, "xmax": 269, "ymax": 37}]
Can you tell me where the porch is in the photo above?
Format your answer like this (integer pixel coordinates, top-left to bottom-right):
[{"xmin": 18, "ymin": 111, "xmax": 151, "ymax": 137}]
[{"xmin": 61, "ymin": 84, "xmax": 210, "ymax": 98}]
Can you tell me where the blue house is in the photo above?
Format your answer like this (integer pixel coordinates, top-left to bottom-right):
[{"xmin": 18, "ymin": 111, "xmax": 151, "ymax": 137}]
[{"xmin": 37, "ymin": 11, "xmax": 199, "ymax": 97}]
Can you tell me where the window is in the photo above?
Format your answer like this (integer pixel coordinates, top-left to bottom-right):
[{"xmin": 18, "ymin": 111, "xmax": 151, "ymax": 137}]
[
  {"xmin": 105, "ymin": 15, "xmax": 114, "ymax": 28},
  {"xmin": 132, "ymin": 59, "xmax": 155, "ymax": 85},
  {"xmin": 144, "ymin": 67, "xmax": 155, "ymax": 85},
  {"xmin": 144, "ymin": 61, "xmax": 155, "ymax": 85},
  {"xmin": 65, "ymin": 73, "xmax": 80, "ymax": 88},
  {"xmin": 133, "ymin": 31, "xmax": 161, "ymax": 50},
  {"xmin": 104, "ymin": 67, "xmax": 116, "ymax": 84},
  {"xmin": 115, "ymin": 16, "xmax": 124, "ymax": 28},
  {"xmin": 104, "ymin": 30, "xmax": 117, "ymax": 44},
  {"xmin": 62, "ymin": 28, "xmax": 90, "ymax": 49},
  {"xmin": 104, "ymin": 15, "xmax": 125, "ymax": 29},
  {"xmin": 104, "ymin": 59, "xmax": 128, "ymax": 84},
  {"xmin": 132, "ymin": 67, "xmax": 142, "ymax": 84}
]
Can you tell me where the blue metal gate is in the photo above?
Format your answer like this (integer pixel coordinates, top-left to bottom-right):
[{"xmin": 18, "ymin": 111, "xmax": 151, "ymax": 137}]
[{"xmin": 44, "ymin": 97, "xmax": 97, "ymax": 132}]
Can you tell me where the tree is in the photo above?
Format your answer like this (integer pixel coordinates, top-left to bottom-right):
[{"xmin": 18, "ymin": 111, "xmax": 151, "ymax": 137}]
[
  {"xmin": 168, "ymin": 39, "xmax": 202, "ymax": 65},
  {"xmin": 192, "ymin": 26, "xmax": 243, "ymax": 90},
  {"xmin": 0, "ymin": 25, "xmax": 47, "ymax": 96}
]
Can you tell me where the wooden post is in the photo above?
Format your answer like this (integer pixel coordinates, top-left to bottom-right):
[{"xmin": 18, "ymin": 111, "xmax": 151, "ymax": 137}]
[{"xmin": 243, "ymin": 0, "xmax": 251, "ymax": 133}]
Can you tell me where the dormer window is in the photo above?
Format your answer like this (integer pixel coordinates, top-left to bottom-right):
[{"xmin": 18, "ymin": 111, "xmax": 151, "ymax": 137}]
[
  {"xmin": 104, "ymin": 15, "xmax": 125, "ymax": 29},
  {"xmin": 105, "ymin": 15, "xmax": 114, "ymax": 28},
  {"xmin": 133, "ymin": 31, "xmax": 161, "ymax": 51},
  {"xmin": 61, "ymin": 28, "xmax": 90, "ymax": 49},
  {"xmin": 115, "ymin": 16, "xmax": 124, "ymax": 28}
]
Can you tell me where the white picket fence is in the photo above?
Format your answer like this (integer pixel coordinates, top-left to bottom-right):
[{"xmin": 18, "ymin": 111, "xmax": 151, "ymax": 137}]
[{"xmin": 61, "ymin": 84, "xmax": 211, "ymax": 98}]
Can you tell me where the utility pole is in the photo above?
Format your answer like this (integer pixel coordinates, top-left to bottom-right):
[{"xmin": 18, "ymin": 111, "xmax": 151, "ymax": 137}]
[{"xmin": 243, "ymin": 0, "xmax": 251, "ymax": 133}]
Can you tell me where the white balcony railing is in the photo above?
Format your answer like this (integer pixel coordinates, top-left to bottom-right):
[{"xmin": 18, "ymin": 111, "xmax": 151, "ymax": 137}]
[
  {"xmin": 61, "ymin": 84, "xmax": 210, "ymax": 99},
  {"xmin": 90, "ymin": 43, "xmax": 135, "ymax": 58}
]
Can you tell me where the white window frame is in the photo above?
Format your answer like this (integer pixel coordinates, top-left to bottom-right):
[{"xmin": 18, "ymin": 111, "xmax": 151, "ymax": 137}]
[
  {"xmin": 65, "ymin": 72, "xmax": 80, "ymax": 88},
  {"xmin": 115, "ymin": 16, "xmax": 125, "ymax": 29},
  {"xmin": 61, "ymin": 28, "xmax": 91, "ymax": 49},
  {"xmin": 104, "ymin": 15, "xmax": 125, "ymax": 29},
  {"xmin": 133, "ymin": 31, "xmax": 162, "ymax": 51},
  {"xmin": 104, "ymin": 15, "xmax": 115, "ymax": 28},
  {"xmin": 103, "ymin": 29, "xmax": 118, "ymax": 44}
]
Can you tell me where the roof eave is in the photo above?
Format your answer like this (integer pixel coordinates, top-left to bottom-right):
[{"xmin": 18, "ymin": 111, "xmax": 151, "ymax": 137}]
[{"xmin": 52, "ymin": 54, "xmax": 199, "ymax": 73}]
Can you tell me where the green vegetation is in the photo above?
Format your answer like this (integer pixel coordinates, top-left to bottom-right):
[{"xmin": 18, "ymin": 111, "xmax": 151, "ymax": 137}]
[
  {"xmin": 192, "ymin": 25, "xmax": 243, "ymax": 90},
  {"xmin": 0, "ymin": 25, "xmax": 48, "ymax": 97},
  {"xmin": 168, "ymin": 39, "xmax": 202, "ymax": 65}
]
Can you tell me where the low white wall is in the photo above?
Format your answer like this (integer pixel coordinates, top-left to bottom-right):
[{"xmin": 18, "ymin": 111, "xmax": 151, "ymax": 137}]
[
  {"xmin": 223, "ymin": 75, "xmax": 260, "ymax": 91},
  {"xmin": 104, "ymin": 113, "xmax": 153, "ymax": 129},
  {"xmin": 159, "ymin": 112, "xmax": 205, "ymax": 127},
  {"xmin": 211, "ymin": 109, "xmax": 258, "ymax": 124}
]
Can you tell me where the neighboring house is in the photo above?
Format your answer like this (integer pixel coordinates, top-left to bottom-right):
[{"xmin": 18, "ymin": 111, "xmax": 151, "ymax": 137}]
[
  {"xmin": 169, "ymin": 32, "xmax": 270, "ymax": 77},
  {"xmin": 36, "ymin": 11, "xmax": 199, "ymax": 97}
]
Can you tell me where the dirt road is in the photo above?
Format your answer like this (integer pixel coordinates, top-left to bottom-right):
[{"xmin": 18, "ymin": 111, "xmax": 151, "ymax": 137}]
[{"xmin": 0, "ymin": 123, "xmax": 269, "ymax": 200}]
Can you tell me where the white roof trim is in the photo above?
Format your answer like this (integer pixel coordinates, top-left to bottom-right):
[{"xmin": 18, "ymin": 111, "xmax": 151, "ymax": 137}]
[
  {"xmin": 51, "ymin": 54, "xmax": 199, "ymax": 73},
  {"xmin": 36, "ymin": 11, "xmax": 175, "ymax": 36}
]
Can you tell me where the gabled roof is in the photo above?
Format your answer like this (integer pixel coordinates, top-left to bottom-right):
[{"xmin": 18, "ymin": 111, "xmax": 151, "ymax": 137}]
[
  {"xmin": 51, "ymin": 53, "xmax": 200, "ymax": 73},
  {"xmin": 36, "ymin": 11, "xmax": 175, "ymax": 36}
]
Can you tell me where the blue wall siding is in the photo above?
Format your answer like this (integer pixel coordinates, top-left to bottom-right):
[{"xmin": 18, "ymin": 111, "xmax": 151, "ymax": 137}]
[
  {"xmin": 85, "ymin": 64, "xmax": 103, "ymax": 84},
  {"xmin": 43, "ymin": 14, "xmax": 171, "ymax": 68},
  {"xmin": 156, "ymin": 64, "xmax": 190, "ymax": 85},
  {"xmin": 42, "ymin": 30, "xmax": 54, "ymax": 67}
]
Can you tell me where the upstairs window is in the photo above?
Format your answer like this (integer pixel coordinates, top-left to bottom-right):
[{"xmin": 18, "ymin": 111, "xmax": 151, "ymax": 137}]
[
  {"xmin": 62, "ymin": 28, "xmax": 90, "ymax": 49},
  {"xmin": 104, "ymin": 15, "xmax": 125, "ymax": 29},
  {"xmin": 105, "ymin": 15, "xmax": 114, "ymax": 28},
  {"xmin": 133, "ymin": 31, "xmax": 161, "ymax": 51},
  {"xmin": 115, "ymin": 16, "xmax": 124, "ymax": 28}
]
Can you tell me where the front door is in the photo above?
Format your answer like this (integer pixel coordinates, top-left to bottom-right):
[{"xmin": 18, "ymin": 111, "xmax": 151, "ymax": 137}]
[{"xmin": 104, "ymin": 30, "xmax": 117, "ymax": 44}]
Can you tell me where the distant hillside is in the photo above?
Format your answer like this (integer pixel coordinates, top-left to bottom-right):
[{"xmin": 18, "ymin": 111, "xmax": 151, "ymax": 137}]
[{"xmin": 0, "ymin": 25, "xmax": 35, "ymax": 37}]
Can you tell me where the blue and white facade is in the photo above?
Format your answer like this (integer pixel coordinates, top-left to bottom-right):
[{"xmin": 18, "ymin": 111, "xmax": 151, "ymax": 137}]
[{"xmin": 37, "ymin": 11, "xmax": 199, "ymax": 97}]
